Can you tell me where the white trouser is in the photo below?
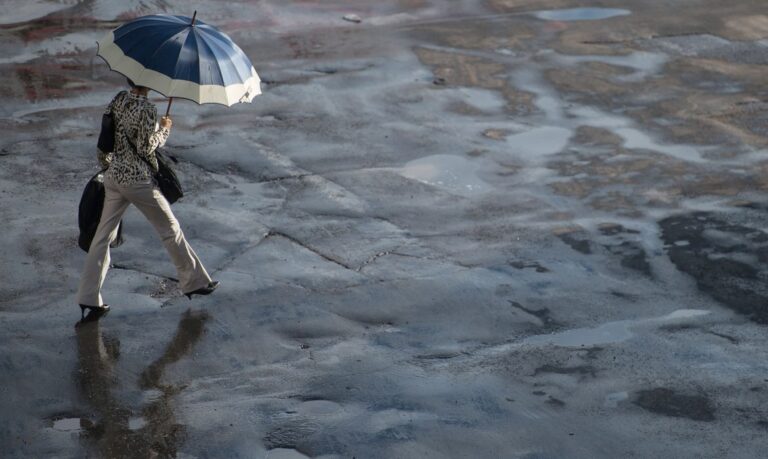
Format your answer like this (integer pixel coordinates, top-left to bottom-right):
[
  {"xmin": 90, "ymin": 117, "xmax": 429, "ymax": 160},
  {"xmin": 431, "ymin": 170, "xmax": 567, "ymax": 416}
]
[{"xmin": 77, "ymin": 177, "xmax": 211, "ymax": 306}]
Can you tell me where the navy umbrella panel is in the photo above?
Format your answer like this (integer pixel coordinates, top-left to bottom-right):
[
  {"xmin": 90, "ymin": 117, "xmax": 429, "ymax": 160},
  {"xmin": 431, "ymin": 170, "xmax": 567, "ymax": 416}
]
[{"xmin": 98, "ymin": 13, "xmax": 261, "ymax": 107}]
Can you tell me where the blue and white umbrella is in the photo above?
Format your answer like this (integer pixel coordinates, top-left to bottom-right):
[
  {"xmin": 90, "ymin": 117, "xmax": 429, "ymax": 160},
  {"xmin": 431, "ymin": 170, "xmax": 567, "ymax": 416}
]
[{"xmin": 97, "ymin": 12, "xmax": 261, "ymax": 108}]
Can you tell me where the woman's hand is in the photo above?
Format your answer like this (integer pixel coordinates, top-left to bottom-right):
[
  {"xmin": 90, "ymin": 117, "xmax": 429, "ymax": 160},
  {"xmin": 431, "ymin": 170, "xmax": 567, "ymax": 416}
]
[{"xmin": 160, "ymin": 116, "xmax": 172, "ymax": 130}]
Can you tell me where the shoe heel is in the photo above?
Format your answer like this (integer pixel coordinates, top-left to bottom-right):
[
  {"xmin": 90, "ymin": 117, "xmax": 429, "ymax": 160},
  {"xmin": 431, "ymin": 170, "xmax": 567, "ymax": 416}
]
[
  {"xmin": 183, "ymin": 281, "xmax": 219, "ymax": 300},
  {"xmin": 78, "ymin": 304, "xmax": 110, "ymax": 322}
]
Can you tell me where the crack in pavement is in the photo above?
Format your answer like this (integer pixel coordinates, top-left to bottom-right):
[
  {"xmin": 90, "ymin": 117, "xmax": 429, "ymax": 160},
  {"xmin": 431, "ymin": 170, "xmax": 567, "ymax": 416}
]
[
  {"xmin": 256, "ymin": 173, "xmax": 313, "ymax": 184},
  {"xmin": 355, "ymin": 249, "xmax": 396, "ymax": 272},
  {"xmin": 110, "ymin": 263, "xmax": 178, "ymax": 283},
  {"xmin": 266, "ymin": 230, "xmax": 355, "ymax": 271},
  {"xmin": 157, "ymin": 234, "xmax": 271, "ymax": 308}
]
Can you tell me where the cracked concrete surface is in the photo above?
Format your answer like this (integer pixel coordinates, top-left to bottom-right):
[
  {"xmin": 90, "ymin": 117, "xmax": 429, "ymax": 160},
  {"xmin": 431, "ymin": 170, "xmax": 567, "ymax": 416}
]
[{"xmin": 1, "ymin": 1, "xmax": 768, "ymax": 458}]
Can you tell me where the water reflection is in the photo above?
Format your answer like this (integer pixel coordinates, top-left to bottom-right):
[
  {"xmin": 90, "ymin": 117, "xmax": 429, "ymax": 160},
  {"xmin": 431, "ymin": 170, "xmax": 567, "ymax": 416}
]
[
  {"xmin": 398, "ymin": 154, "xmax": 492, "ymax": 196},
  {"xmin": 531, "ymin": 8, "xmax": 631, "ymax": 22},
  {"xmin": 75, "ymin": 309, "xmax": 209, "ymax": 457}
]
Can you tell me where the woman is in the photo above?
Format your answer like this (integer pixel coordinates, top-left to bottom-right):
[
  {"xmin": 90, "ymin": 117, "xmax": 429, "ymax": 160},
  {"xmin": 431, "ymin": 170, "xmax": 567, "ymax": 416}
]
[{"xmin": 77, "ymin": 79, "xmax": 218, "ymax": 320}]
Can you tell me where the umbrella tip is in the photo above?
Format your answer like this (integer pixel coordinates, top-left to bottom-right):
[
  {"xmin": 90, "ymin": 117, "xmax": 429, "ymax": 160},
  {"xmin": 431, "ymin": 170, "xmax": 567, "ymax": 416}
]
[{"xmin": 191, "ymin": 10, "xmax": 197, "ymax": 26}]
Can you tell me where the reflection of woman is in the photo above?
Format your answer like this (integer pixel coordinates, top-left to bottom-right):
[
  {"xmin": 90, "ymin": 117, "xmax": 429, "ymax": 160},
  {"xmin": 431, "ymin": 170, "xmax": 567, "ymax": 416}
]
[
  {"xmin": 75, "ymin": 321, "xmax": 133, "ymax": 451},
  {"xmin": 77, "ymin": 78, "xmax": 218, "ymax": 319},
  {"xmin": 75, "ymin": 309, "xmax": 209, "ymax": 456}
]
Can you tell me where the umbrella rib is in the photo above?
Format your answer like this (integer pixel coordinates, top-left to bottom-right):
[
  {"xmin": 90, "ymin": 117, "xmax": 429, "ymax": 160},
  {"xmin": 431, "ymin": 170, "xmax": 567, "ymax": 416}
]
[
  {"xmin": 117, "ymin": 27, "xmax": 180, "ymax": 61},
  {"xmin": 202, "ymin": 28, "xmax": 253, "ymax": 77},
  {"xmin": 170, "ymin": 30, "xmax": 199, "ymax": 86},
  {"xmin": 195, "ymin": 33, "xmax": 227, "ymax": 91},
  {"xmin": 199, "ymin": 29, "xmax": 251, "ymax": 85},
  {"xmin": 140, "ymin": 27, "xmax": 191, "ymax": 90}
]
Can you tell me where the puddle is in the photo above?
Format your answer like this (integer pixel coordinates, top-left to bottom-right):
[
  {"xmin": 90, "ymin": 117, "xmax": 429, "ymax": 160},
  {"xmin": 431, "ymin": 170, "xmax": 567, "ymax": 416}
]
[
  {"xmin": 531, "ymin": 8, "xmax": 631, "ymax": 22},
  {"xmin": 524, "ymin": 318, "xmax": 635, "ymax": 347},
  {"xmin": 506, "ymin": 126, "xmax": 572, "ymax": 158},
  {"xmin": 512, "ymin": 68, "xmax": 564, "ymax": 120},
  {"xmin": 555, "ymin": 51, "xmax": 669, "ymax": 83},
  {"xmin": 567, "ymin": 106, "xmax": 706, "ymax": 162},
  {"xmin": 128, "ymin": 416, "xmax": 147, "ymax": 430},
  {"xmin": 398, "ymin": 154, "xmax": 492, "ymax": 195},
  {"xmin": 511, "ymin": 62, "xmax": 708, "ymax": 163},
  {"xmin": 604, "ymin": 391, "xmax": 629, "ymax": 408},
  {"xmin": 296, "ymin": 400, "xmax": 342, "ymax": 416},
  {"xmin": 452, "ymin": 87, "xmax": 509, "ymax": 113},
  {"xmin": 522, "ymin": 309, "xmax": 710, "ymax": 347},
  {"xmin": 52, "ymin": 417, "xmax": 83, "ymax": 432},
  {"xmin": 614, "ymin": 127, "xmax": 703, "ymax": 162}
]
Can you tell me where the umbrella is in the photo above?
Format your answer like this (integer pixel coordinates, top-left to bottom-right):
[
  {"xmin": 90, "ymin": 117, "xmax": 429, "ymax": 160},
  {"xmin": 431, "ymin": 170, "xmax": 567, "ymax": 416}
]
[{"xmin": 97, "ymin": 11, "xmax": 261, "ymax": 114}]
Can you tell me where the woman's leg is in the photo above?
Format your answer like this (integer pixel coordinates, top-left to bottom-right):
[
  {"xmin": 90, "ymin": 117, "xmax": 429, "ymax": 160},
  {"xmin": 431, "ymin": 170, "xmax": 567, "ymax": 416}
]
[
  {"xmin": 77, "ymin": 179, "xmax": 130, "ymax": 306},
  {"xmin": 124, "ymin": 182, "xmax": 212, "ymax": 293}
]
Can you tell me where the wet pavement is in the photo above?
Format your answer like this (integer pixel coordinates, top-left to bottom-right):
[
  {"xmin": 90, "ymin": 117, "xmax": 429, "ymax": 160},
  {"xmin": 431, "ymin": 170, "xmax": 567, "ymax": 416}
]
[{"xmin": 1, "ymin": 1, "xmax": 768, "ymax": 457}]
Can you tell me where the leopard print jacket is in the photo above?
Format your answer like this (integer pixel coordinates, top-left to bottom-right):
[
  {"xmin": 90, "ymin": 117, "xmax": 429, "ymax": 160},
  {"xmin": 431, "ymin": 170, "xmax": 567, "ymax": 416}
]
[{"xmin": 98, "ymin": 91, "xmax": 170, "ymax": 185}]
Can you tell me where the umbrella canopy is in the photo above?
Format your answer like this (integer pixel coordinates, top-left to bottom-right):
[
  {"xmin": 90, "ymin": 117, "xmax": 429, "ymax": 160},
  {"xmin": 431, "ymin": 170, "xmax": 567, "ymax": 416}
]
[{"xmin": 97, "ymin": 12, "xmax": 261, "ymax": 107}]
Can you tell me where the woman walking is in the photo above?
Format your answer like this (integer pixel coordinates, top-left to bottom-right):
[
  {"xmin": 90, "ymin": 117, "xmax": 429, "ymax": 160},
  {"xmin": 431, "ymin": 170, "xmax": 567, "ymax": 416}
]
[{"xmin": 77, "ymin": 79, "xmax": 218, "ymax": 320}]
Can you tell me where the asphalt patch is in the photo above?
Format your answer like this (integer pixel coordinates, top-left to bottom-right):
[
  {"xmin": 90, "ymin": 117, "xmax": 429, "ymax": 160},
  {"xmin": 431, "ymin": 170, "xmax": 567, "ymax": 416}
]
[
  {"xmin": 660, "ymin": 211, "xmax": 768, "ymax": 324},
  {"xmin": 633, "ymin": 387, "xmax": 715, "ymax": 422}
]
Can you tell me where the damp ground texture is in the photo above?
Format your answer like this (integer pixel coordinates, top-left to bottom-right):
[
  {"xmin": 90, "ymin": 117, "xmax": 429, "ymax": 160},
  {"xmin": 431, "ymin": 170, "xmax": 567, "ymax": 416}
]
[{"xmin": 1, "ymin": 1, "xmax": 768, "ymax": 458}]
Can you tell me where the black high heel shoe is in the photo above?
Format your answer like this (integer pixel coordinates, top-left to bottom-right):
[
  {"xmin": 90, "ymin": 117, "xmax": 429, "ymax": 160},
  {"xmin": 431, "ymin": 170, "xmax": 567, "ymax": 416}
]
[
  {"xmin": 79, "ymin": 304, "xmax": 110, "ymax": 321},
  {"xmin": 184, "ymin": 281, "xmax": 219, "ymax": 300}
]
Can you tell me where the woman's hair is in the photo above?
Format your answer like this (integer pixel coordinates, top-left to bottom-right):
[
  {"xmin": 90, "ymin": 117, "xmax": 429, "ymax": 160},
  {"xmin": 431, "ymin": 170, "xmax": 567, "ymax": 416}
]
[{"xmin": 126, "ymin": 77, "xmax": 148, "ymax": 91}]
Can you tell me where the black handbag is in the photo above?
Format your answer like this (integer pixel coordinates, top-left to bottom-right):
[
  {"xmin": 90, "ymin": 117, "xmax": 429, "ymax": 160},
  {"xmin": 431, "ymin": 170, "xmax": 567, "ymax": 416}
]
[
  {"xmin": 78, "ymin": 172, "xmax": 124, "ymax": 252},
  {"xmin": 97, "ymin": 112, "xmax": 115, "ymax": 152},
  {"xmin": 98, "ymin": 91, "xmax": 132, "ymax": 153},
  {"xmin": 125, "ymin": 132, "xmax": 184, "ymax": 204},
  {"xmin": 148, "ymin": 149, "xmax": 184, "ymax": 204}
]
